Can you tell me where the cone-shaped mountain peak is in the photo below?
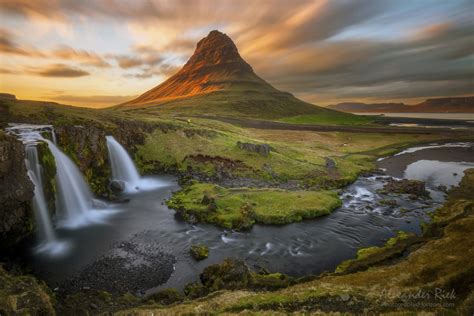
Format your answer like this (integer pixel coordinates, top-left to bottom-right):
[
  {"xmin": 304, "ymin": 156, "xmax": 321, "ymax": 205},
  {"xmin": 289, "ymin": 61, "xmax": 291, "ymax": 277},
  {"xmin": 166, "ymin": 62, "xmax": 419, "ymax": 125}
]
[
  {"xmin": 120, "ymin": 30, "xmax": 331, "ymax": 120},
  {"xmin": 182, "ymin": 30, "xmax": 251, "ymax": 73},
  {"xmin": 124, "ymin": 30, "xmax": 275, "ymax": 106}
]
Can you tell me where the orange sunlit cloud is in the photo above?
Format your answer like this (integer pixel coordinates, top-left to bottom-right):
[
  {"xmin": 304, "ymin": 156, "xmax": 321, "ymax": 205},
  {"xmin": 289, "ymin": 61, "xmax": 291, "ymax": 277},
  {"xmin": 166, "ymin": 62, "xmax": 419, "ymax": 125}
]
[{"xmin": 0, "ymin": 0, "xmax": 472, "ymax": 107}]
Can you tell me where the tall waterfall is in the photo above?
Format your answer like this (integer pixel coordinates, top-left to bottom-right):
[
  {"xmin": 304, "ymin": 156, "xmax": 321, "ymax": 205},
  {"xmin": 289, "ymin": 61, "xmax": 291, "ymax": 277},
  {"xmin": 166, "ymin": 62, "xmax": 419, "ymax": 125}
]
[
  {"xmin": 7, "ymin": 124, "xmax": 69, "ymax": 255},
  {"xmin": 25, "ymin": 146, "xmax": 56, "ymax": 244},
  {"xmin": 106, "ymin": 136, "xmax": 140, "ymax": 190},
  {"xmin": 45, "ymin": 140, "xmax": 95, "ymax": 224}
]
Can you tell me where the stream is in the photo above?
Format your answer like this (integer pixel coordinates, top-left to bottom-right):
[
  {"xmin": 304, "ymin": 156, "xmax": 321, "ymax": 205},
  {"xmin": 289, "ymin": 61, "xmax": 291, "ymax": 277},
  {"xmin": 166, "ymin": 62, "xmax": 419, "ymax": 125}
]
[{"xmin": 7, "ymin": 124, "xmax": 474, "ymax": 295}]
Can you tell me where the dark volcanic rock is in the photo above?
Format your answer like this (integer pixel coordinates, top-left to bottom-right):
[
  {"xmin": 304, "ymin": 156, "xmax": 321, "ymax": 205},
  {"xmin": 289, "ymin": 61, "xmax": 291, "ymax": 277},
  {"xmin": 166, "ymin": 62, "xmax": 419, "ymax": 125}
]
[
  {"xmin": 237, "ymin": 141, "xmax": 272, "ymax": 157},
  {"xmin": 200, "ymin": 258, "xmax": 252, "ymax": 290},
  {"xmin": 59, "ymin": 240, "xmax": 175, "ymax": 296},
  {"xmin": 109, "ymin": 180, "xmax": 126, "ymax": 193},
  {"xmin": 0, "ymin": 132, "xmax": 35, "ymax": 249},
  {"xmin": 381, "ymin": 178, "xmax": 430, "ymax": 197}
]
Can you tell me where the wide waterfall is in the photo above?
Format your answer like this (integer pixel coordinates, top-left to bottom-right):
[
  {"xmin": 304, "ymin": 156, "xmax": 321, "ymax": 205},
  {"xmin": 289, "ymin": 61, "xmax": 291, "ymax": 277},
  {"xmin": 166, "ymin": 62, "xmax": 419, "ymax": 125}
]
[
  {"xmin": 46, "ymin": 139, "xmax": 116, "ymax": 228},
  {"xmin": 106, "ymin": 136, "xmax": 140, "ymax": 190}
]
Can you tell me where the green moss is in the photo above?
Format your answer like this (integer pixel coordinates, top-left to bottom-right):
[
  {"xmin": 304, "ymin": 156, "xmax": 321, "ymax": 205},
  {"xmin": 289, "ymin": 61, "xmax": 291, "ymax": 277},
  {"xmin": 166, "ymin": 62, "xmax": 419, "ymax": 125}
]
[
  {"xmin": 190, "ymin": 244, "xmax": 209, "ymax": 260},
  {"xmin": 167, "ymin": 183, "xmax": 341, "ymax": 229},
  {"xmin": 0, "ymin": 265, "xmax": 55, "ymax": 315},
  {"xmin": 37, "ymin": 141, "xmax": 56, "ymax": 214},
  {"xmin": 148, "ymin": 288, "xmax": 183, "ymax": 305},
  {"xmin": 252, "ymin": 273, "xmax": 292, "ymax": 290},
  {"xmin": 335, "ymin": 230, "xmax": 414, "ymax": 273}
]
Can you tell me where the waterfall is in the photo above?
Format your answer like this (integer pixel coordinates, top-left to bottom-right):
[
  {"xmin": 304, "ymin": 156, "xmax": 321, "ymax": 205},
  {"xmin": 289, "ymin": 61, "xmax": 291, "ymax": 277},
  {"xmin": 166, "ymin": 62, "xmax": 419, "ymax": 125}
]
[
  {"xmin": 45, "ymin": 140, "xmax": 97, "ymax": 225},
  {"xmin": 106, "ymin": 136, "xmax": 140, "ymax": 190},
  {"xmin": 25, "ymin": 146, "xmax": 56, "ymax": 244},
  {"xmin": 51, "ymin": 128, "xmax": 57, "ymax": 144}
]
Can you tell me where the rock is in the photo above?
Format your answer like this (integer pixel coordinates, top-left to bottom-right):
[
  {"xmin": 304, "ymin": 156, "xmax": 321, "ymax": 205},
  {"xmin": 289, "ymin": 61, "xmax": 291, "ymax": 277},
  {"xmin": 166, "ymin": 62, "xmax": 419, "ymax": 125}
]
[
  {"xmin": 437, "ymin": 185, "xmax": 448, "ymax": 193},
  {"xmin": 109, "ymin": 180, "xmax": 126, "ymax": 193},
  {"xmin": 0, "ymin": 132, "xmax": 35, "ymax": 249},
  {"xmin": 236, "ymin": 141, "xmax": 272, "ymax": 157},
  {"xmin": 0, "ymin": 266, "xmax": 55, "ymax": 315},
  {"xmin": 190, "ymin": 244, "xmax": 209, "ymax": 260},
  {"xmin": 325, "ymin": 157, "xmax": 336, "ymax": 170},
  {"xmin": 380, "ymin": 179, "xmax": 430, "ymax": 198},
  {"xmin": 200, "ymin": 258, "xmax": 252, "ymax": 290}
]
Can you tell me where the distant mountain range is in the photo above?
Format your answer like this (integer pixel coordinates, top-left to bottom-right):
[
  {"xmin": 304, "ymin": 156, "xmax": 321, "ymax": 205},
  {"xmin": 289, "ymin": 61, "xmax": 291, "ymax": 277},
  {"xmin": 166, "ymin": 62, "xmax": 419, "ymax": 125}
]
[
  {"xmin": 327, "ymin": 97, "xmax": 474, "ymax": 113},
  {"xmin": 116, "ymin": 30, "xmax": 343, "ymax": 119}
]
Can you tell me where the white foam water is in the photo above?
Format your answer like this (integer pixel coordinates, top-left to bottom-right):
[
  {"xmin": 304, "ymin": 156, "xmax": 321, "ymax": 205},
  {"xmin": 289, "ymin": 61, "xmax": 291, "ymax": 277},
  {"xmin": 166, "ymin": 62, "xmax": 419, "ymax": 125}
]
[{"xmin": 106, "ymin": 135, "xmax": 166, "ymax": 192}]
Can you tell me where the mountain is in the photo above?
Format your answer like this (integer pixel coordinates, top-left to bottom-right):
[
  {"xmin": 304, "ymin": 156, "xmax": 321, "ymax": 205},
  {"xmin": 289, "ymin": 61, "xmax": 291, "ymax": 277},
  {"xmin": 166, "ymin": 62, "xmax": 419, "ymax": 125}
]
[
  {"xmin": 327, "ymin": 97, "xmax": 474, "ymax": 113},
  {"xmin": 117, "ymin": 30, "xmax": 338, "ymax": 119}
]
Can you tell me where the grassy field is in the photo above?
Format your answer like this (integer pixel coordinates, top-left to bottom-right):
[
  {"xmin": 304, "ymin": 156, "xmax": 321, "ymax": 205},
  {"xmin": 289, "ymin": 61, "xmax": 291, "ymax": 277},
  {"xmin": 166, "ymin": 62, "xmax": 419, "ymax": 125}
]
[
  {"xmin": 280, "ymin": 112, "xmax": 374, "ymax": 126},
  {"xmin": 167, "ymin": 183, "xmax": 341, "ymax": 229}
]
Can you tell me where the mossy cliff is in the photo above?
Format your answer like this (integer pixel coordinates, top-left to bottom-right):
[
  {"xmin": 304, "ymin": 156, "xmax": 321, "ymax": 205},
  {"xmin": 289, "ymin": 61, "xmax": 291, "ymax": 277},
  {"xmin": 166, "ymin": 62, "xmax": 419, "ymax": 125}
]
[
  {"xmin": 0, "ymin": 265, "xmax": 55, "ymax": 315},
  {"xmin": 55, "ymin": 124, "xmax": 111, "ymax": 196},
  {"xmin": 37, "ymin": 141, "xmax": 57, "ymax": 215},
  {"xmin": 0, "ymin": 131, "xmax": 35, "ymax": 249},
  {"xmin": 115, "ymin": 169, "xmax": 474, "ymax": 315}
]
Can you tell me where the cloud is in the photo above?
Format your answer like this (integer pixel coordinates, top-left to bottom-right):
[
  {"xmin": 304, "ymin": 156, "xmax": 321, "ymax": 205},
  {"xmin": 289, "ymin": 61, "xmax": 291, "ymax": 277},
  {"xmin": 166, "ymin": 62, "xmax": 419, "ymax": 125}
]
[
  {"xmin": 0, "ymin": 28, "xmax": 42, "ymax": 56},
  {"xmin": 124, "ymin": 63, "xmax": 180, "ymax": 79},
  {"xmin": 1, "ymin": 0, "xmax": 473, "ymax": 103},
  {"xmin": 27, "ymin": 64, "xmax": 90, "ymax": 77},
  {"xmin": 52, "ymin": 47, "xmax": 110, "ymax": 67},
  {"xmin": 114, "ymin": 55, "xmax": 144, "ymax": 69}
]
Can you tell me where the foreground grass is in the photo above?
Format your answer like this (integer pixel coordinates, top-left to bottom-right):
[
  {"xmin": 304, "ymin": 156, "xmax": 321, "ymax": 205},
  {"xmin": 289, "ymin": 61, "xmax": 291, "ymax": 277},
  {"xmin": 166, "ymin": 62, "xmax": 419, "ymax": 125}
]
[
  {"xmin": 167, "ymin": 183, "xmax": 341, "ymax": 229},
  {"xmin": 115, "ymin": 169, "xmax": 474, "ymax": 315}
]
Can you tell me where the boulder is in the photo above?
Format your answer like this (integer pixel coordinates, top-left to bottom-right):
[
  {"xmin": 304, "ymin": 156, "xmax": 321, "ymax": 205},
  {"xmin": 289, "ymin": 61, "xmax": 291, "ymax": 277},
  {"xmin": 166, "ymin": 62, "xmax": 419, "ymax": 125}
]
[
  {"xmin": 190, "ymin": 244, "xmax": 209, "ymax": 261},
  {"xmin": 109, "ymin": 180, "xmax": 126, "ymax": 193},
  {"xmin": 200, "ymin": 258, "xmax": 252, "ymax": 290},
  {"xmin": 236, "ymin": 141, "xmax": 272, "ymax": 157},
  {"xmin": 381, "ymin": 178, "xmax": 430, "ymax": 197}
]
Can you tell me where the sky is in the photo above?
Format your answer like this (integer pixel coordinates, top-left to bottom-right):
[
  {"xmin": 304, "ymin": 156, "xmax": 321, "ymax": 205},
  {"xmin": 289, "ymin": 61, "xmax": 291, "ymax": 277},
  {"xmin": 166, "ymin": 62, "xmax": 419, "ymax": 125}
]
[{"xmin": 0, "ymin": 0, "xmax": 473, "ymax": 108}]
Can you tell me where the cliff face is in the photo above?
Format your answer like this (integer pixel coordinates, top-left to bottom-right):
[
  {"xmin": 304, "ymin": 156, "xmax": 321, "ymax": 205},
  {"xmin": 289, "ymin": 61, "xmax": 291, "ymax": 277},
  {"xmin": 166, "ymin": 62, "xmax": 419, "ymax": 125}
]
[{"xmin": 0, "ymin": 132, "xmax": 35, "ymax": 249}]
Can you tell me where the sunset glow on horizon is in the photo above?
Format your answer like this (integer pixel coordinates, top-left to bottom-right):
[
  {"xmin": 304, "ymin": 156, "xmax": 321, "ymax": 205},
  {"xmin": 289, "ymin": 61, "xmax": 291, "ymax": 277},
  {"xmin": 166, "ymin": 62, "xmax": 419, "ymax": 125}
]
[{"xmin": 1, "ymin": 0, "xmax": 472, "ymax": 108}]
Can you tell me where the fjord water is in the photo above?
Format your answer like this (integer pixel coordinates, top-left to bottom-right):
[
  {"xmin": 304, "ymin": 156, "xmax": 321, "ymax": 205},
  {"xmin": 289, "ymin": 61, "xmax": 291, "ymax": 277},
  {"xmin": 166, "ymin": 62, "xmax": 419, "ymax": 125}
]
[
  {"xmin": 106, "ymin": 136, "xmax": 140, "ymax": 190},
  {"xmin": 28, "ymin": 140, "xmax": 474, "ymax": 293}
]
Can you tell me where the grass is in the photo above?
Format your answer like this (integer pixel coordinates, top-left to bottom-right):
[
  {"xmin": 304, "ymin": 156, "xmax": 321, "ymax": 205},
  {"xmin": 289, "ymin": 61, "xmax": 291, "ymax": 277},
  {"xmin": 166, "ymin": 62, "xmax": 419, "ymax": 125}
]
[
  {"xmin": 167, "ymin": 183, "xmax": 341, "ymax": 229},
  {"xmin": 280, "ymin": 112, "xmax": 374, "ymax": 126}
]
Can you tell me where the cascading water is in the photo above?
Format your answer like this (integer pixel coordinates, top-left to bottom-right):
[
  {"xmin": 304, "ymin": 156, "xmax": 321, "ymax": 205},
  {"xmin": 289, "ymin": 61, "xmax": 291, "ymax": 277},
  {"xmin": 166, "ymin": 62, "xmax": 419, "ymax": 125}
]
[
  {"xmin": 105, "ymin": 135, "xmax": 166, "ymax": 192},
  {"xmin": 7, "ymin": 124, "xmax": 68, "ymax": 255},
  {"xmin": 8, "ymin": 123, "xmax": 116, "ymax": 232},
  {"xmin": 45, "ymin": 139, "xmax": 117, "ymax": 227},
  {"xmin": 45, "ymin": 140, "xmax": 95, "ymax": 223},
  {"xmin": 25, "ymin": 146, "xmax": 56, "ymax": 244},
  {"xmin": 106, "ymin": 136, "xmax": 140, "ymax": 190}
]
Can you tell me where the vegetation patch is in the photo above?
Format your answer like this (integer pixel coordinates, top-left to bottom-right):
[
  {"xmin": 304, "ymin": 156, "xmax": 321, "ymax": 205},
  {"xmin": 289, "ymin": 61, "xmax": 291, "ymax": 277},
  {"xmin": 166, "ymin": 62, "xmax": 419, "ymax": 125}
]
[
  {"xmin": 167, "ymin": 182, "xmax": 341, "ymax": 229},
  {"xmin": 189, "ymin": 244, "xmax": 209, "ymax": 260}
]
